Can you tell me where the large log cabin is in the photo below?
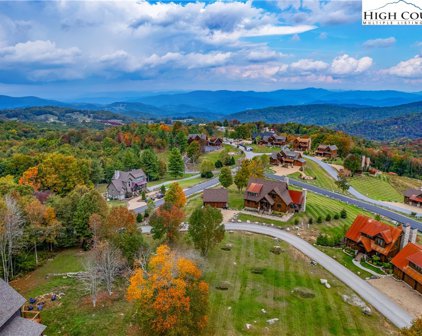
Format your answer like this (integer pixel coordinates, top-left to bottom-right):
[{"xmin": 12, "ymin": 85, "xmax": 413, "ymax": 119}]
[
  {"xmin": 391, "ymin": 242, "xmax": 422, "ymax": 294},
  {"xmin": 244, "ymin": 178, "xmax": 306, "ymax": 215},
  {"xmin": 270, "ymin": 148, "xmax": 306, "ymax": 167},
  {"xmin": 344, "ymin": 215, "xmax": 403, "ymax": 262},
  {"xmin": 403, "ymin": 188, "xmax": 422, "ymax": 207},
  {"xmin": 292, "ymin": 137, "xmax": 312, "ymax": 151},
  {"xmin": 315, "ymin": 144, "xmax": 338, "ymax": 158}
]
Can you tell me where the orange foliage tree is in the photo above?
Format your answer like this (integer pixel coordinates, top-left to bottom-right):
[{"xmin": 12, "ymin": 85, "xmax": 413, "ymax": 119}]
[
  {"xmin": 150, "ymin": 203, "xmax": 184, "ymax": 244},
  {"xmin": 19, "ymin": 166, "xmax": 41, "ymax": 191},
  {"xmin": 127, "ymin": 245, "xmax": 208, "ymax": 335},
  {"xmin": 101, "ymin": 206, "xmax": 137, "ymax": 239},
  {"xmin": 164, "ymin": 182, "xmax": 186, "ymax": 208}
]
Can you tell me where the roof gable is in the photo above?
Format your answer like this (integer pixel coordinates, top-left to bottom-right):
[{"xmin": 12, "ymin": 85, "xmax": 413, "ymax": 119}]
[{"xmin": 0, "ymin": 279, "xmax": 26, "ymax": 328}]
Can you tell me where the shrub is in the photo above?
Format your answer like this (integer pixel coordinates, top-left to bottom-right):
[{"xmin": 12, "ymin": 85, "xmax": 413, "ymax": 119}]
[
  {"xmin": 340, "ymin": 209, "xmax": 347, "ymax": 219},
  {"xmin": 308, "ymin": 217, "xmax": 313, "ymax": 225},
  {"xmin": 325, "ymin": 214, "xmax": 332, "ymax": 222},
  {"xmin": 251, "ymin": 267, "xmax": 266, "ymax": 274},
  {"xmin": 317, "ymin": 216, "xmax": 323, "ymax": 224},
  {"xmin": 215, "ymin": 160, "xmax": 223, "ymax": 168},
  {"xmin": 334, "ymin": 213, "xmax": 340, "ymax": 220},
  {"xmin": 294, "ymin": 218, "xmax": 300, "ymax": 225},
  {"xmin": 141, "ymin": 191, "xmax": 146, "ymax": 201},
  {"xmin": 136, "ymin": 213, "xmax": 143, "ymax": 223},
  {"xmin": 201, "ymin": 171, "xmax": 214, "ymax": 178}
]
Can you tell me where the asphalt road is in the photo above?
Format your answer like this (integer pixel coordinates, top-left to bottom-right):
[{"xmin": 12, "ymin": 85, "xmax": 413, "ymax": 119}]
[
  {"xmin": 224, "ymin": 223, "xmax": 413, "ymax": 329},
  {"xmin": 266, "ymin": 173, "xmax": 422, "ymax": 230},
  {"xmin": 304, "ymin": 155, "xmax": 421, "ymax": 217},
  {"xmin": 141, "ymin": 222, "xmax": 413, "ymax": 329}
]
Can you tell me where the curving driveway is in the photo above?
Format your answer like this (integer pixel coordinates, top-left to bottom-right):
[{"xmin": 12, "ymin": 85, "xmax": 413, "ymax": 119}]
[{"xmin": 225, "ymin": 223, "xmax": 413, "ymax": 329}]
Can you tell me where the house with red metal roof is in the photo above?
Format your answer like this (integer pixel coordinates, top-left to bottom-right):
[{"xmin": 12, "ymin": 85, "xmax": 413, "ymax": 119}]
[
  {"xmin": 244, "ymin": 178, "xmax": 306, "ymax": 215},
  {"xmin": 344, "ymin": 215, "xmax": 403, "ymax": 261},
  {"xmin": 403, "ymin": 188, "xmax": 422, "ymax": 207},
  {"xmin": 391, "ymin": 243, "xmax": 422, "ymax": 294}
]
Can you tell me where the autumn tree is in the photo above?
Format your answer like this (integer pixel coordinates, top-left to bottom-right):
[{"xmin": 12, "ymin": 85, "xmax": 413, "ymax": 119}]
[
  {"xmin": 164, "ymin": 182, "xmax": 186, "ymax": 208},
  {"xmin": 219, "ymin": 167, "xmax": 233, "ymax": 188},
  {"xmin": 126, "ymin": 245, "xmax": 209, "ymax": 335},
  {"xmin": 401, "ymin": 317, "xmax": 422, "ymax": 336},
  {"xmin": 19, "ymin": 166, "xmax": 41, "ymax": 191},
  {"xmin": 344, "ymin": 154, "xmax": 361, "ymax": 175},
  {"xmin": 168, "ymin": 148, "xmax": 185, "ymax": 178},
  {"xmin": 234, "ymin": 160, "xmax": 251, "ymax": 192},
  {"xmin": 189, "ymin": 205, "xmax": 224, "ymax": 256},
  {"xmin": 102, "ymin": 206, "xmax": 137, "ymax": 239},
  {"xmin": 187, "ymin": 141, "xmax": 201, "ymax": 163},
  {"xmin": 150, "ymin": 203, "xmax": 185, "ymax": 244}
]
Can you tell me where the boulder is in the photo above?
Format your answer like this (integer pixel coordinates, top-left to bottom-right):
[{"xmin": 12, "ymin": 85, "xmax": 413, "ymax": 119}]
[
  {"xmin": 325, "ymin": 283, "xmax": 331, "ymax": 289},
  {"xmin": 266, "ymin": 318, "xmax": 279, "ymax": 325},
  {"xmin": 221, "ymin": 243, "xmax": 233, "ymax": 251},
  {"xmin": 270, "ymin": 246, "xmax": 283, "ymax": 255},
  {"xmin": 251, "ymin": 267, "xmax": 265, "ymax": 274},
  {"xmin": 216, "ymin": 281, "xmax": 231, "ymax": 290},
  {"xmin": 245, "ymin": 323, "xmax": 252, "ymax": 330},
  {"xmin": 320, "ymin": 279, "xmax": 328, "ymax": 285},
  {"xmin": 362, "ymin": 307, "xmax": 372, "ymax": 316},
  {"xmin": 261, "ymin": 308, "xmax": 267, "ymax": 314}
]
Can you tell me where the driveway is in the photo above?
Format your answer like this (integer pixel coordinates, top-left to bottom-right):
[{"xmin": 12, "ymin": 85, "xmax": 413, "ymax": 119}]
[
  {"xmin": 224, "ymin": 223, "xmax": 413, "ymax": 329},
  {"xmin": 141, "ymin": 222, "xmax": 413, "ymax": 329}
]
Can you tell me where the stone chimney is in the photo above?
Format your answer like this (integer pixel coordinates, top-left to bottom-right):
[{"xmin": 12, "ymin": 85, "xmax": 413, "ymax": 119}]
[
  {"xmin": 366, "ymin": 157, "xmax": 371, "ymax": 168},
  {"xmin": 361, "ymin": 155, "xmax": 366, "ymax": 169},
  {"xmin": 302, "ymin": 189, "xmax": 307, "ymax": 212},
  {"xmin": 401, "ymin": 224, "xmax": 411, "ymax": 249},
  {"xmin": 410, "ymin": 228, "xmax": 418, "ymax": 244}
]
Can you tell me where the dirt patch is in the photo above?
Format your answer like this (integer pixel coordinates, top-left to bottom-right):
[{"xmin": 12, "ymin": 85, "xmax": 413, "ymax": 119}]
[
  {"xmin": 272, "ymin": 165, "xmax": 301, "ymax": 176},
  {"xmin": 80, "ymin": 290, "xmax": 123, "ymax": 309},
  {"xmin": 368, "ymin": 276, "xmax": 422, "ymax": 318},
  {"xmin": 383, "ymin": 202, "xmax": 422, "ymax": 215},
  {"xmin": 127, "ymin": 196, "xmax": 146, "ymax": 210},
  {"xmin": 221, "ymin": 209, "xmax": 239, "ymax": 222},
  {"xmin": 330, "ymin": 164, "xmax": 345, "ymax": 172}
]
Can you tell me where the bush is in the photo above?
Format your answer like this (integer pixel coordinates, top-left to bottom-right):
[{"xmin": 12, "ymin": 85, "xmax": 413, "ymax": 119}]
[
  {"xmin": 251, "ymin": 267, "xmax": 266, "ymax": 274},
  {"xmin": 136, "ymin": 213, "xmax": 143, "ymax": 223},
  {"xmin": 215, "ymin": 160, "xmax": 223, "ymax": 168},
  {"xmin": 308, "ymin": 218, "xmax": 313, "ymax": 225},
  {"xmin": 325, "ymin": 214, "xmax": 332, "ymax": 222},
  {"xmin": 294, "ymin": 218, "xmax": 300, "ymax": 225},
  {"xmin": 334, "ymin": 213, "xmax": 340, "ymax": 220},
  {"xmin": 160, "ymin": 185, "xmax": 166, "ymax": 194},
  {"xmin": 340, "ymin": 209, "xmax": 347, "ymax": 219},
  {"xmin": 317, "ymin": 216, "xmax": 323, "ymax": 224},
  {"xmin": 201, "ymin": 171, "xmax": 214, "ymax": 178},
  {"xmin": 141, "ymin": 191, "xmax": 146, "ymax": 201}
]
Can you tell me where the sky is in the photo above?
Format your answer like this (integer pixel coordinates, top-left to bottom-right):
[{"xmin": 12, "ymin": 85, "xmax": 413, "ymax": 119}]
[{"xmin": 0, "ymin": 0, "xmax": 421, "ymax": 99}]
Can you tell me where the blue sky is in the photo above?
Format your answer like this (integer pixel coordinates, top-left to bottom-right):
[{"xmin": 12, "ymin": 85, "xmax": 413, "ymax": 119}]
[{"xmin": 0, "ymin": 0, "xmax": 421, "ymax": 99}]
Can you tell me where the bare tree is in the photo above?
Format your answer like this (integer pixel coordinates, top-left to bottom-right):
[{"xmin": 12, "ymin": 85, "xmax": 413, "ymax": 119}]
[
  {"xmin": 81, "ymin": 253, "xmax": 101, "ymax": 308},
  {"xmin": 95, "ymin": 241, "xmax": 124, "ymax": 296},
  {"xmin": 0, "ymin": 195, "xmax": 24, "ymax": 282}
]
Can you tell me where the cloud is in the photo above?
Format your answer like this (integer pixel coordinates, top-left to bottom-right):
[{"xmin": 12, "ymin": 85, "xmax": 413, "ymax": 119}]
[
  {"xmin": 246, "ymin": 49, "xmax": 287, "ymax": 62},
  {"xmin": 0, "ymin": 40, "xmax": 80, "ymax": 66},
  {"xmin": 318, "ymin": 32, "xmax": 328, "ymax": 40},
  {"xmin": 330, "ymin": 54, "xmax": 373, "ymax": 75},
  {"xmin": 290, "ymin": 59, "xmax": 329, "ymax": 71},
  {"xmin": 382, "ymin": 56, "xmax": 422, "ymax": 78},
  {"xmin": 363, "ymin": 37, "xmax": 396, "ymax": 49}
]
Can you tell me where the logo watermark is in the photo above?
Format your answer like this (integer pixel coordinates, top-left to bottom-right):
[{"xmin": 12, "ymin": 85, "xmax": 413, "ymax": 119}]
[{"xmin": 362, "ymin": 0, "xmax": 422, "ymax": 25}]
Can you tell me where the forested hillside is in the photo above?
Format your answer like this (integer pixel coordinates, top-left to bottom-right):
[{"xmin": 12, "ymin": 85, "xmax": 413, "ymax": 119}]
[{"xmin": 336, "ymin": 113, "xmax": 422, "ymax": 140}]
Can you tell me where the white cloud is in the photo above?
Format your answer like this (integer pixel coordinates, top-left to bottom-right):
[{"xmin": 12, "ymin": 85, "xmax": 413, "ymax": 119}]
[
  {"xmin": 0, "ymin": 40, "xmax": 80, "ymax": 66},
  {"xmin": 215, "ymin": 63, "xmax": 288, "ymax": 81},
  {"xmin": 363, "ymin": 37, "xmax": 396, "ymax": 48},
  {"xmin": 330, "ymin": 54, "xmax": 373, "ymax": 75},
  {"xmin": 290, "ymin": 59, "xmax": 329, "ymax": 71},
  {"xmin": 246, "ymin": 49, "xmax": 287, "ymax": 62},
  {"xmin": 382, "ymin": 56, "xmax": 422, "ymax": 78}
]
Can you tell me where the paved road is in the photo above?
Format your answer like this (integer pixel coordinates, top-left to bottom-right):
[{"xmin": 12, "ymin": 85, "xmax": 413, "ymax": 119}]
[
  {"xmin": 133, "ymin": 177, "xmax": 220, "ymax": 213},
  {"xmin": 304, "ymin": 155, "xmax": 421, "ymax": 218},
  {"xmin": 266, "ymin": 173, "xmax": 422, "ymax": 230},
  {"xmin": 225, "ymin": 223, "xmax": 412, "ymax": 329},
  {"xmin": 141, "ymin": 222, "xmax": 412, "ymax": 328}
]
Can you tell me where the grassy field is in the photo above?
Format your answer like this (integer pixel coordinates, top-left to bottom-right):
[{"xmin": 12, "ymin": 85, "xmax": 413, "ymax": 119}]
[
  {"xmin": 290, "ymin": 159, "xmax": 342, "ymax": 193},
  {"xmin": 185, "ymin": 194, "xmax": 204, "ymax": 217},
  {"xmin": 10, "ymin": 234, "xmax": 397, "ymax": 336},
  {"xmin": 237, "ymin": 213, "xmax": 287, "ymax": 227},
  {"xmin": 388, "ymin": 175, "xmax": 422, "ymax": 194},
  {"xmin": 249, "ymin": 144, "xmax": 280, "ymax": 153},
  {"xmin": 147, "ymin": 172, "xmax": 198, "ymax": 187},
  {"xmin": 178, "ymin": 176, "xmax": 210, "ymax": 189},
  {"xmin": 199, "ymin": 145, "xmax": 244, "ymax": 165},
  {"xmin": 348, "ymin": 174, "xmax": 403, "ymax": 202},
  {"xmin": 227, "ymin": 184, "xmax": 244, "ymax": 210},
  {"xmin": 205, "ymin": 233, "xmax": 396, "ymax": 335}
]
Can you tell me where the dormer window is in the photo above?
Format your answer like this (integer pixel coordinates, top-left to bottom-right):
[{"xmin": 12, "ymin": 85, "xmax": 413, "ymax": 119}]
[{"xmin": 375, "ymin": 237, "xmax": 385, "ymax": 247}]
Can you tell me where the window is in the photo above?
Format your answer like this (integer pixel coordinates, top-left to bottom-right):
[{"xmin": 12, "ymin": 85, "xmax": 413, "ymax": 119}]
[
  {"xmin": 409, "ymin": 262, "xmax": 422, "ymax": 274},
  {"xmin": 375, "ymin": 237, "xmax": 385, "ymax": 247},
  {"xmin": 277, "ymin": 204, "xmax": 281, "ymax": 209}
]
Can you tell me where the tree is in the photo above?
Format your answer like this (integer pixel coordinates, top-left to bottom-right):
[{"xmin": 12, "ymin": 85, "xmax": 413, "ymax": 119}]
[
  {"xmin": 219, "ymin": 167, "xmax": 233, "ymax": 188},
  {"xmin": 150, "ymin": 203, "xmax": 185, "ymax": 244},
  {"xmin": 160, "ymin": 185, "xmax": 166, "ymax": 195},
  {"xmin": 234, "ymin": 160, "xmax": 251, "ymax": 192},
  {"xmin": 19, "ymin": 166, "xmax": 41, "ymax": 191},
  {"xmin": 340, "ymin": 209, "xmax": 347, "ymax": 219},
  {"xmin": 164, "ymin": 183, "xmax": 186, "ymax": 208},
  {"xmin": 140, "ymin": 149, "xmax": 160, "ymax": 181},
  {"xmin": 168, "ymin": 148, "xmax": 185, "ymax": 178},
  {"xmin": 73, "ymin": 189, "xmax": 108, "ymax": 246},
  {"xmin": 344, "ymin": 154, "xmax": 361, "ymax": 175},
  {"xmin": 189, "ymin": 206, "xmax": 224, "ymax": 256},
  {"xmin": 25, "ymin": 198, "xmax": 62, "ymax": 264},
  {"xmin": 401, "ymin": 317, "xmax": 422, "ymax": 336},
  {"xmin": 214, "ymin": 160, "xmax": 223, "ymax": 169},
  {"xmin": 187, "ymin": 141, "xmax": 201, "ymax": 163},
  {"xmin": 126, "ymin": 245, "xmax": 209, "ymax": 335},
  {"xmin": 102, "ymin": 206, "xmax": 137, "ymax": 239},
  {"xmin": 174, "ymin": 131, "xmax": 188, "ymax": 153},
  {"xmin": 158, "ymin": 159, "xmax": 167, "ymax": 178},
  {"xmin": 200, "ymin": 159, "xmax": 214, "ymax": 178},
  {"xmin": 113, "ymin": 231, "xmax": 144, "ymax": 266},
  {"xmin": 145, "ymin": 198, "xmax": 155, "ymax": 218},
  {"xmin": 81, "ymin": 251, "xmax": 101, "ymax": 307},
  {"xmin": 0, "ymin": 195, "xmax": 24, "ymax": 282},
  {"xmin": 335, "ymin": 174, "xmax": 350, "ymax": 192}
]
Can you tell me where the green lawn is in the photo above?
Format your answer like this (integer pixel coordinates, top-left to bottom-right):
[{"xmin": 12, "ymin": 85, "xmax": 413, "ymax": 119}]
[
  {"xmin": 199, "ymin": 145, "xmax": 244, "ymax": 165},
  {"xmin": 147, "ymin": 172, "xmax": 198, "ymax": 187},
  {"xmin": 290, "ymin": 159, "xmax": 342, "ymax": 193},
  {"xmin": 249, "ymin": 144, "xmax": 280, "ymax": 153},
  {"xmin": 108, "ymin": 199, "xmax": 127, "ymax": 207},
  {"xmin": 227, "ymin": 184, "xmax": 244, "ymax": 210},
  {"xmin": 237, "ymin": 213, "xmax": 287, "ymax": 227},
  {"xmin": 178, "ymin": 176, "xmax": 210, "ymax": 189},
  {"xmin": 185, "ymin": 195, "xmax": 203, "ymax": 217},
  {"xmin": 205, "ymin": 233, "xmax": 396, "ymax": 335},
  {"xmin": 348, "ymin": 174, "xmax": 403, "ymax": 202}
]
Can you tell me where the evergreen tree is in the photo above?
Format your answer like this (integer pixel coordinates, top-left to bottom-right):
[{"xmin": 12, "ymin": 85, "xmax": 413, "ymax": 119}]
[
  {"xmin": 168, "ymin": 148, "xmax": 185, "ymax": 178},
  {"xmin": 174, "ymin": 131, "xmax": 188, "ymax": 153},
  {"xmin": 140, "ymin": 149, "xmax": 160, "ymax": 181},
  {"xmin": 187, "ymin": 141, "xmax": 201, "ymax": 163}
]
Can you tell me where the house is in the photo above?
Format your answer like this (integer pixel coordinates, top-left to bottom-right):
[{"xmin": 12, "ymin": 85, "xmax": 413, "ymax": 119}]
[
  {"xmin": 344, "ymin": 215, "xmax": 403, "ymax": 261},
  {"xmin": 252, "ymin": 131, "xmax": 275, "ymax": 143},
  {"xmin": 0, "ymin": 279, "xmax": 46, "ymax": 336},
  {"xmin": 188, "ymin": 134, "xmax": 208, "ymax": 146},
  {"xmin": 391, "ymin": 242, "xmax": 422, "ymax": 294},
  {"xmin": 107, "ymin": 169, "xmax": 147, "ymax": 200},
  {"xmin": 275, "ymin": 148, "xmax": 306, "ymax": 167},
  {"xmin": 315, "ymin": 144, "xmax": 338, "ymax": 158},
  {"xmin": 272, "ymin": 135, "xmax": 287, "ymax": 146},
  {"xmin": 202, "ymin": 188, "xmax": 228, "ymax": 208},
  {"xmin": 208, "ymin": 137, "xmax": 223, "ymax": 147},
  {"xmin": 254, "ymin": 132, "xmax": 286, "ymax": 147},
  {"xmin": 403, "ymin": 188, "xmax": 422, "ymax": 207},
  {"xmin": 292, "ymin": 137, "xmax": 312, "ymax": 151},
  {"xmin": 244, "ymin": 178, "xmax": 306, "ymax": 214}
]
